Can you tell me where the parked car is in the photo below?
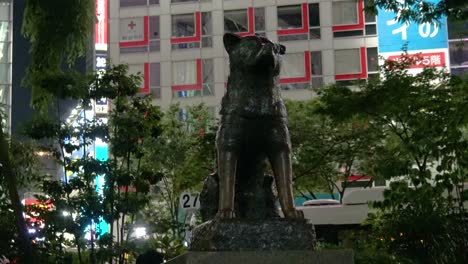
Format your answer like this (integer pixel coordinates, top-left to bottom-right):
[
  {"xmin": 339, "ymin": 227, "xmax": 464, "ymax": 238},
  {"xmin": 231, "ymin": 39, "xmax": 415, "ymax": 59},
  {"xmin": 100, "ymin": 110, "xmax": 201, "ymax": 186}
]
[{"xmin": 302, "ymin": 199, "xmax": 341, "ymax": 207}]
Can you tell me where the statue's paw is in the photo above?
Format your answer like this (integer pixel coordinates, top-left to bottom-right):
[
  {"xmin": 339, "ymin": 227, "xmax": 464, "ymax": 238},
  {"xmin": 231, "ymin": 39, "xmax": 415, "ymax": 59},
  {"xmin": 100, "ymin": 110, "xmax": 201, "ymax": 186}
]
[
  {"xmin": 215, "ymin": 209, "xmax": 235, "ymax": 219},
  {"xmin": 284, "ymin": 209, "xmax": 304, "ymax": 219}
]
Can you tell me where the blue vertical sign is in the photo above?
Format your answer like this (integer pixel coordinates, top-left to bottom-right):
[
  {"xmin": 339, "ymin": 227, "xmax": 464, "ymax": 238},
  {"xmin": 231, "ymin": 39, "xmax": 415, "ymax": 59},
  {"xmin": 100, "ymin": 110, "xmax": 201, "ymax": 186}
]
[
  {"xmin": 95, "ymin": 136, "xmax": 109, "ymax": 236},
  {"xmin": 377, "ymin": 0, "xmax": 448, "ymax": 53}
]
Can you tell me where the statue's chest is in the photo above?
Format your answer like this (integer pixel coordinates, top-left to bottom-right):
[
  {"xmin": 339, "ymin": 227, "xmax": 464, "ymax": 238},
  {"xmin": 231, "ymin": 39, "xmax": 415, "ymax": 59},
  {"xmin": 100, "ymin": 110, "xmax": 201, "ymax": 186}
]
[{"xmin": 228, "ymin": 84, "xmax": 276, "ymax": 99}]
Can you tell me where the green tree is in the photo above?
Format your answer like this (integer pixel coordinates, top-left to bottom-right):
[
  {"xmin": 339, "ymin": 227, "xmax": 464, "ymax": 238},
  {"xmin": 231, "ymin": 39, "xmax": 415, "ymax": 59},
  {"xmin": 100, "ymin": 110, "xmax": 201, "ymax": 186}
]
[
  {"xmin": 141, "ymin": 104, "xmax": 216, "ymax": 259},
  {"xmin": 0, "ymin": 134, "xmax": 44, "ymax": 263},
  {"xmin": 101, "ymin": 65, "xmax": 163, "ymax": 264},
  {"xmin": 319, "ymin": 53, "xmax": 468, "ymax": 263},
  {"xmin": 286, "ymin": 99, "xmax": 381, "ymax": 203},
  {"xmin": 24, "ymin": 64, "xmax": 163, "ymax": 264},
  {"xmin": 22, "ymin": 0, "xmax": 95, "ymax": 111}
]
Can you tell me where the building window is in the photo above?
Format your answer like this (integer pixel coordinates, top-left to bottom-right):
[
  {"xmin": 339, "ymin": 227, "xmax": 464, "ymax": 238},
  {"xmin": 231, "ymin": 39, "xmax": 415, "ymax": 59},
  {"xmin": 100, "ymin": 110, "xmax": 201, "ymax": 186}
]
[
  {"xmin": 447, "ymin": 19, "xmax": 468, "ymax": 40},
  {"xmin": 0, "ymin": 42, "xmax": 9, "ymax": 63},
  {"xmin": 128, "ymin": 63, "xmax": 149, "ymax": 93},
  {"xmin": 335, "ymin": 49, "xmax": 361, "ymax": 75},
  {"xmin": 333, "ymin": 1, "xmax": 358, "ymax": 26},
  {"xmin": 366, "ymin": 47, "xmax": 378, "ymax": 73},
  {"xmin": 0, "ymin": 2, "xmax": 10, "ymax": 20},
  {"xmin": 172, "ymin": 0, "xmax": 209, "ymax": 3},
  {"xmin": 201, "ymin": 12, "xmax": 213, "ymax": 48},
  {"xmin": 119, "ymin": 16, "xmax": 160, "ymax": 53},
  {"xmin": 254, "ymin": 8, "xmax": 265, "ymax": 35},
  {"xmin": 277, "ymin": 3, "xmax": 320, "ymax": 42},
  {"xmin": 451, "ymin": 67, "xmax": 468, "ymax": 76},
  {"xmin": 0, "ymin": 21, "xmax": 9, "ymax": 42},
  {"xmin": 447, "ymin": 20, "xmax": 467, "ymax": 74},
  {"xmin": 364, "ymin": 0, "xmax": 377, "ymax": 35},
  {"xmin": 449, "ymin": 41, "xmax": 468, "ymax": 66},
  {"xmin": 0, "ymin": 63, "xmax": 9, "ymax": 84},
  {"xmin": 149, "ymin": 16, "xmax": 160, "ymax": 52},
  {"xmin": 281, "ymin": 53, "xmax": 306, "ymax": 79},
  {"xmin": 202, "ymin": 59, "xmax": 214, "ymax": 96},
  {"xmin": 278, "ymin": 5, "xmax": 302, "ymax": 29},
  {"xmin": 120, "ymin": 0, "xmax": 159, "ymax": 7},
  {"xmin": 310, "ymin": 51, "xmax": 323, "ymax": 88},
  {"xmin": 308, "ymin": 3, "xmax": 320, "ymax": 39},
  {"xmin": 280, "ymin": 52, "xmax": 311, "ymax": 90},
  {"xmin": 172, "ymin": 59, "xmax": 214, "ymax": 98},
  {"xmin": 172, "ymin": 14, "xmax": 195, "ymax": 38},
  {"xmin": 224, "ymin": 7, "xmax": 265, "ymax": 36},
  {"xmin": 0, "ymin": 84, "xmax": 8, "ymax": 107},
  {"xmin": 171, "ymin": 12, "xmax": 212, "ymax": 50},
  {"xmin": 335, "ymin": 47, "xmax": 367, "ymax": 80},
  {"xmin": 150, "ymin": 63, "xmax": 161, "ymax": 99},
  {"xmin": 332, "ymin": 0, "xmax": 365, "ymax": 38},
  {"xmin": 173, "ymin": 61, "xmax": 197, "ymax": 86},
  {"xmin": 225, "ymin": 9, "xmax": 248, "ymax": 33}
]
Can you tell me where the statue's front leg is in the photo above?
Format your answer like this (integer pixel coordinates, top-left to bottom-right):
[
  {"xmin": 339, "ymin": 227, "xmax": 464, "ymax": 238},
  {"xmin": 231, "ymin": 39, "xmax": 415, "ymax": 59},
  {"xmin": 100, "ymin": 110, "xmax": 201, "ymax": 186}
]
[
  {"xmin": 216, "ymin": 149, "xmax": 237, "ymax": 219},
  {"xmin": 269, "ymin": 150, "xmax": 304, "ymax": 219}
]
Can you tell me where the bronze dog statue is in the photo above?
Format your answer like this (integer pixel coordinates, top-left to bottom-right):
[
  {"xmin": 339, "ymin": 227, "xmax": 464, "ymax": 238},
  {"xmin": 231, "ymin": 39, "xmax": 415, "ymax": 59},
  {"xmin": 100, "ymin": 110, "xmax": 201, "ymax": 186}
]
[{"xmin": 216, "ymin": 33, "xmax": 303, "ymax": 219}]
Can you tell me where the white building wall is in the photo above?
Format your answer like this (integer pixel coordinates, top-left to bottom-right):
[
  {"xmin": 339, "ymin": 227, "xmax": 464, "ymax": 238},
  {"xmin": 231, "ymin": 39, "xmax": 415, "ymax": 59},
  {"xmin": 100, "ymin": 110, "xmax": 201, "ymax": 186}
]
[
  {"xmin": 0, "ymin": 0, "xmax": 12, "ymax": 133},
  {"xmin": 109, "ymin": 0, "xmax": 457, "ymax": 113}
]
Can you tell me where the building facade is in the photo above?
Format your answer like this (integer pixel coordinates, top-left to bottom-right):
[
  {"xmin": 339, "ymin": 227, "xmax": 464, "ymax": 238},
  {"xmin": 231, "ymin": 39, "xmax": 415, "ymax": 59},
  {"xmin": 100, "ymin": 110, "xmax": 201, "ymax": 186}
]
[
  {"xmin": 108, "ymin": 0, "xmax": 466, "ymax": 113},
  {"xmin": 0, "ymin": 0, "xmax": 11, "ymax": 133}
]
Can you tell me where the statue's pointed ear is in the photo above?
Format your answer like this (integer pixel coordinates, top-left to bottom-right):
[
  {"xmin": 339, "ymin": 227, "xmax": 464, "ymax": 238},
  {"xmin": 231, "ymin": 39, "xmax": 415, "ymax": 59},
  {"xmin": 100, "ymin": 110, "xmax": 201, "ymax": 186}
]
[{"xmin": 223, "ymin": 33, "xmax": 241, "ymax": 54}]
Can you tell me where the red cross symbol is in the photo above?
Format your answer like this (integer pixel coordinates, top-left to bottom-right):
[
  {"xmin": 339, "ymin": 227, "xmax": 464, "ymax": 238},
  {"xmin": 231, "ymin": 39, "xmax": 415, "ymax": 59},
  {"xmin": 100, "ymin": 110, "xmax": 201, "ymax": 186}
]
[{"xmin": 128, "ymin": 21, "xmax": 136, "ymax": 30}]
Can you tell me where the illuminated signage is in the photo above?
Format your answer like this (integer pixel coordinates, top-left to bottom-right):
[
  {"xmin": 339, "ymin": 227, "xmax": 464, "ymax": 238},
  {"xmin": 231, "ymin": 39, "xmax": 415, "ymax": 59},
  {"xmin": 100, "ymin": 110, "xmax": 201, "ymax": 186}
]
[
  {"xmin": 95, "ymin": 98, "xmax": 108, "ymax": 115},
  {"xmin": 95, "ymin": 0, "xmax": 108, "ymax": 50},
  {"xmin": 377, "ymin": 0, "xmax": 448, "ymax": 53},
  {"xmin": 96, "ymin": 54, "xmax": 107, "ymax": 70},
  {"xmin": 377, "ymin": 0, "xmax": 449, "ymax": 71}
]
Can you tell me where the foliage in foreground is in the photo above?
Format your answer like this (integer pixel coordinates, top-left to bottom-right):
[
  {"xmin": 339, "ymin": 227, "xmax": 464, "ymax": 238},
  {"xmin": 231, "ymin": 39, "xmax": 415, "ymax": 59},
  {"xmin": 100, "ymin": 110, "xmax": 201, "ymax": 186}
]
[
  {"xmin": 286, "ymin": 99, "xmax": 382, "ymax": 202},
  {"xmin": 319, "ymin": 53, "xmax": 468, "ymax": 263},
  {"xmin": 22, "ymin": 64, "xmax": 163, "ymax": 264}
]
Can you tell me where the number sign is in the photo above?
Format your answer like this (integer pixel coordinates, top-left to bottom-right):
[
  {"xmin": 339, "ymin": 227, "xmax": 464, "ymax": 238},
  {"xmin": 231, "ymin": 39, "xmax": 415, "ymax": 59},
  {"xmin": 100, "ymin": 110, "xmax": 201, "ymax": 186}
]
[{"xmin": 179, "ymin": 192, "xmax": 200, "ymax": 210}]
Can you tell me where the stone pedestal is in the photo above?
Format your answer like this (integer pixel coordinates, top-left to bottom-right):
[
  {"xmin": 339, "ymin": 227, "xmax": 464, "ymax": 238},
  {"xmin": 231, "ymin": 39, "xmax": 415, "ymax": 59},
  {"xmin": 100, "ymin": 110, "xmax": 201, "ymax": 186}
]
[
  {"xmin": 166, "ymin": 250, "xmax": 355, "ymax": 264},
  {"xmin": 190, "ymin": 218, "xmax": 315, "ymax": 251}
]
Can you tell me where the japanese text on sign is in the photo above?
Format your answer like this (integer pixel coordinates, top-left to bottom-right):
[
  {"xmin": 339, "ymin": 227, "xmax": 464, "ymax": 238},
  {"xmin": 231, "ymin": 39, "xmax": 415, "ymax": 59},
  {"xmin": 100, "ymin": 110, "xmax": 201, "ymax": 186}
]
[
  {"xmin": 387, "ymin": 52, "xmax": 446, "ymax": 68},
  {"xmin": 376, "ymin": 0, "xmax": 448, "ymax": 53}
]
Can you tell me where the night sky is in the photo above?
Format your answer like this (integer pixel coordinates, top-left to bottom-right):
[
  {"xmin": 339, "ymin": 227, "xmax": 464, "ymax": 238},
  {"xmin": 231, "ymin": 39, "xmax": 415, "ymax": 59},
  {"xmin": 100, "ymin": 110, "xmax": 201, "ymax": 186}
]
[{"xmin": 11, "ymin": 0, "xmax": 31, "ymax": 136}]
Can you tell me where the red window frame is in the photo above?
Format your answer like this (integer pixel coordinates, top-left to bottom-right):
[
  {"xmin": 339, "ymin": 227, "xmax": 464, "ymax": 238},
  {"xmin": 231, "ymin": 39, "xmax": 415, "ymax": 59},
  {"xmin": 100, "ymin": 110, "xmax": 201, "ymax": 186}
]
[
  {"xmin": 119, "ymin": 16, "xmax": 149, "ymax": 47},
  {"xmin": 277, "ymin": 3, "xmax": 309, "ymax": 36},
  {"xmin": 332, "ymin": 0, "xmax": 364, "ymax": 32},
  {"xmin": 335, "ymin": 47, "xmax": 367, "ymax": 80},
  {"xmin": 280, "ymin": 51, "xmax": 311, "ymax": 84},
  {"xmin": 227, "ymin": 7, "xmax": 255, "ymax": 37},
  {"xmin": 170, "ymin": 12, "xmax": 202, "ymax": 44},
  {"xmin": 140, "ymin": 63, "xmax": 150, "ymax": 93},
  {"xmin": 171, "ymin": 58, "xmax": 203, "ymax": 91}
]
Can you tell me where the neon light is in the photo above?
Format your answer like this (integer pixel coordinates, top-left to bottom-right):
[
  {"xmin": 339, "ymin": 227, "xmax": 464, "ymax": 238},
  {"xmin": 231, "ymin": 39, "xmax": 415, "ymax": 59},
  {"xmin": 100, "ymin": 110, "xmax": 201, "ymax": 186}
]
[{"xmin": 95, "ymin": 0, "xmax": 108, "ymax": 50}]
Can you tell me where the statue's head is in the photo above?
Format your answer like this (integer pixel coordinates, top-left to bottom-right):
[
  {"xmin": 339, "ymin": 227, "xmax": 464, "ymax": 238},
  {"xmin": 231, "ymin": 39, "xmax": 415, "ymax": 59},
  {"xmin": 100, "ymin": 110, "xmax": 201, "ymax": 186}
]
[{"xmin": 224, "ymin": 33, "xmax": 285, "ymax": 75}]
